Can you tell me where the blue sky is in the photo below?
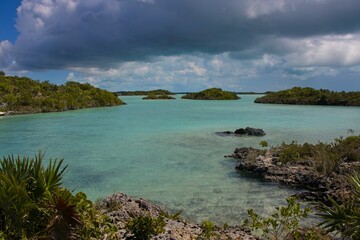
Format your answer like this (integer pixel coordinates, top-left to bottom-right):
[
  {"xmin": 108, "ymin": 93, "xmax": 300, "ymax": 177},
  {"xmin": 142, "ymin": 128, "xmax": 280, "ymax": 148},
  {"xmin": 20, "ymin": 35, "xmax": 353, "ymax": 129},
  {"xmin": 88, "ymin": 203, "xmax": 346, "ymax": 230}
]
[{"xmin": 1, "ymin": 0, "xmax": 360, "ymax": 92}]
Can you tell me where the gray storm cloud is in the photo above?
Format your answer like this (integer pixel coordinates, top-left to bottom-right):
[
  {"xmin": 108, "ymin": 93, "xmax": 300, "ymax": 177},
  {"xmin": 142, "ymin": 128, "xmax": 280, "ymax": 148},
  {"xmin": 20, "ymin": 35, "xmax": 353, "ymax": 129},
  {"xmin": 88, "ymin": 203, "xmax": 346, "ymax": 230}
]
[{"xmin": 4, "ymin": 0, "xmax": 360, "ymax": 71}]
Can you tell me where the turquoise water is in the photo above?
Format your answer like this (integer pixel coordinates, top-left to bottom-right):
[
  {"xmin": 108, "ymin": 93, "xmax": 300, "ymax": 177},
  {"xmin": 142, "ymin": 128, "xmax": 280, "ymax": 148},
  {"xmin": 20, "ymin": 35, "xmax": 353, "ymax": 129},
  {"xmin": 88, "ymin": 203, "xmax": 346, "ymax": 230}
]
[{"xmin": 1, "ymin": 95, "xmax": 360, "ymax": 224}]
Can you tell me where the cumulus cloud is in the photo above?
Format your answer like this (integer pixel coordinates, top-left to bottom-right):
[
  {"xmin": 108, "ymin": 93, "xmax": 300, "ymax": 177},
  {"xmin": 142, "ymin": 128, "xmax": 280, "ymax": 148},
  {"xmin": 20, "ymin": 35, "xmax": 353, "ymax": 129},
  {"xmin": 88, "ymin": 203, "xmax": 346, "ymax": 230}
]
[
  {"xmin": 0, "ymin": 0, "xmax": 357, "ymax": 71},
  {"xmin": 285, "ymin": 34, "xmax": 360, "ymax": 67},
  {"xmin": 0, "ymin": 0, "xmax": 360, "ymax": 91},
  {"xmin": 0, "ymin": 41, "xmax": 14, "ymax": 68}
]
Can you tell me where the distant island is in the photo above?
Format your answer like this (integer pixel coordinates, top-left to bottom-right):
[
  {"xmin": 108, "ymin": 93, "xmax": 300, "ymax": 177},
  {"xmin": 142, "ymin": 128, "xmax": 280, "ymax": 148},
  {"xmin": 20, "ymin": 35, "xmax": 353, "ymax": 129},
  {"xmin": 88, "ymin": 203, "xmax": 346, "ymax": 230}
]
[
  {"xmin": 0, "ymin": 74, "xmax": 124, "ymax": 115},
  {"xmin": 181, "ymin": 88, "xmax": 240, "ymax": 100},
  {"xmin": 116, "ymin": 89, "xmax": 175, "ymax": 96},
  {"xmin": 142, "ymin": 94, "xmax": 175, "ymax": 100},
  {"xmin": 255, "ymin": 87, "xmax": 360, "ymax": 106}
]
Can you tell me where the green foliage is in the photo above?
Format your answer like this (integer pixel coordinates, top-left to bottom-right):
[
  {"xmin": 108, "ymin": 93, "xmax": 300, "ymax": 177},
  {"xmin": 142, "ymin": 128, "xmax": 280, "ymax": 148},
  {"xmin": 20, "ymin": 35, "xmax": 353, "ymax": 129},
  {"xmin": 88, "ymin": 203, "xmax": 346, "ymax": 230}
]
[
  {"xmin": 142, "ymin": 94, "xmax": 175, "ymax": 100},
  {"xmin": 318, "ymin": 174, "xmax": 360, "ymax": 239},
  {"xmin": 0, "ymin": 71, "xmax": 5, "ymax": 76},
  {"xmin": 197, "ymin": 220, "xmax": 216, "ymax": 240},
  {"xmin": 0, "ymin": 75, "xmax": 124, "ymax": 114},
  {"xmin": 181, "ymin": 88, "xmax": 240, "ymax": 100},
  {"xmin": 126, "ymin": 214, "xmax": 166, "ymax": 240},
  {"xmin": 0, "ymin": 152, "xmax": 118, "ymax": 239},
  {"xmin": 333, "ymin": 135, "xmax": 360, "ymax": 162},
  {"xmin": 274, "ymin": 136, "xmax": 360, "ymax": 175},
  {"xmin": 259, "ymin": 140, "xmax": 269, "ymax": 148},
  {"xmin": 287, "ymin": 227, "xmax": 333, "ymax": 240},
  {"xmin": 255, "ymin": 87, "xmax": 360, "ymax": 106},
  {"xmin": 160, "ymin": 211, "xmax": 182, "ymax": 221},
  {"xmin": 117, "ymin": 89, "xmax": 174, "ymax": 96},
  {"xmin": 75, "ymin": 192, "xmax": 118, "ymax": 240},
  {"xmin": 243, "ymin": 197, "xmax": 311, "ymax": 240}
]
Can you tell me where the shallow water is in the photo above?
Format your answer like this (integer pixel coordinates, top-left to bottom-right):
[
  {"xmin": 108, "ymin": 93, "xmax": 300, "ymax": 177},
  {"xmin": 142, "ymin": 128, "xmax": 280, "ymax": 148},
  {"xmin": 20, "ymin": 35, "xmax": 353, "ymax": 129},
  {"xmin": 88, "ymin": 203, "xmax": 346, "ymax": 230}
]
[{"xmin": 1, "ymin": 95, "xmax": 359, "ymax": 224}]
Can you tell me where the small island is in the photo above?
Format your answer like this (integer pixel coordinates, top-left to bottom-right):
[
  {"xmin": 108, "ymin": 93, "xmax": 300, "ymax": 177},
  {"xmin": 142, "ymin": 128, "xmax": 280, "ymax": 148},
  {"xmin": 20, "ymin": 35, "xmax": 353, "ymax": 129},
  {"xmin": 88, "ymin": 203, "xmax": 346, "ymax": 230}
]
[
  {"xmin": 0, "ymin": 74, "xmax": 124, "ymax": 115},
  {"xmin": 254, "ymin": 87, "xmax": 360, "ymax": 106},
  {"xmin": 142, "ymin": 94, "xmax": 175, "ymax": 100},
  {"xmin": 181, "ymin": 88, "xmax": 240, "ymax": 100},
  {"xmin": 116, "ymin": 89, "xmax": 175, "ymax": 96}
]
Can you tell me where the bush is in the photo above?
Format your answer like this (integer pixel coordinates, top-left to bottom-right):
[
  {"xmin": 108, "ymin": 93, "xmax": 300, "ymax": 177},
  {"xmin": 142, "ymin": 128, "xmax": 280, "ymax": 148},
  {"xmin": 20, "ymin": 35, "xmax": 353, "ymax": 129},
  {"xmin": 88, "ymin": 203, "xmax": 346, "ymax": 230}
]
[
  {"xmin": 126, "ymin": 214, "xmax": 166, "ymax": 240},
  {"xmin": 197, "ymin": 220, "xmax": 216, "ymax": 240},
  {"xmin": 259, "ymin": 141, "xmax": 269, "ymax": 148},
  {"xmin": 243, "ymin": 197, "xmax": 311, "ymax": 240},
  {"xmin": 272, "ymin": 136, "xmax": 360, "ymax": 175}
]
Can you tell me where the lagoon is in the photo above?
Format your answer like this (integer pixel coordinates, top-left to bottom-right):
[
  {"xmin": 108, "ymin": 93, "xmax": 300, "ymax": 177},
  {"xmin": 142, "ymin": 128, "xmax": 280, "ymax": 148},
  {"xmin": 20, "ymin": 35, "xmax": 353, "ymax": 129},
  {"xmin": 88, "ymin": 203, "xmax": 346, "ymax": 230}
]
[{"xmin": 1, "ymin": 94, "xmax": 359, "ymax": 224}]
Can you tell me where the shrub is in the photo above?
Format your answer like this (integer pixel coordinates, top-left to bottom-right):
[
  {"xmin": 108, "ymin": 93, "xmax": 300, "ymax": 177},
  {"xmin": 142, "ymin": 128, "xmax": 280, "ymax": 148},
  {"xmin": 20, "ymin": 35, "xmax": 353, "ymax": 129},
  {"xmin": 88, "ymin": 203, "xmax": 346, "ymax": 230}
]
[
  {"xmin": 278, "ymin": 142, "xmax": 302, "ymax": 164},
  {"xmin": 243, "ymin": 197, "xmax": 311, "ymax": 240},
  {"xmin": 126, "ymin": 214, "xmax": 166, "ymax": 240},
  {"xmin": 259, "ymin": 140, "xmax": 269, "ymax": 148},
  {"xmin": 197, "ymin": 220, "xmax": 216, "ymax": 240},
  {"xmin": 272, "ymin": 136, "xmax": 360, "ymax": 175}
]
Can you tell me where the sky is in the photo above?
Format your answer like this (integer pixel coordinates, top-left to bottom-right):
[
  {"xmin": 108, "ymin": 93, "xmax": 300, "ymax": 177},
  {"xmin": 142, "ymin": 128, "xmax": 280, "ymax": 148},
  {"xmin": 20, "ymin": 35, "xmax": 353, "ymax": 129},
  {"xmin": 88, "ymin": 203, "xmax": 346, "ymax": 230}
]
[{"xmin": 0, "ymin": 0, "xmax": 360, "ymax": 92}]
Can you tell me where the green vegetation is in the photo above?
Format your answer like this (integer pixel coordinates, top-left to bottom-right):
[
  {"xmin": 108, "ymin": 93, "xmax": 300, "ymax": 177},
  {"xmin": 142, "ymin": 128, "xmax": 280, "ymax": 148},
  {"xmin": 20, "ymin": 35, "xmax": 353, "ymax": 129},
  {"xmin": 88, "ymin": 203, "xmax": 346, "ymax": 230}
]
[
  {"xmin": 142, "ymin": 94, "xmax": 175, "ymax": 100},
  {"xmin": 181, "ymin": 88, "xmax": 240, "ymax": 100},
  {"xmin": 243, "ymin": 197, "xmax": 311, "ymax": 239},
  {"xmin": 117, "ymin": 89, "xmax": 174, "ymax": 96},
  {"xmin": 255, "ymin": 87, "xmax": 360, "ymax": 106},
  {"xmin": 197, "ymin": 220, "xmax": 216, "ymax": 240},
  {"xmin": 0, "ymin": 75, "xmax": 124, "ymax": 114},
  {"xmin": 1, "ymin": 150, "xmax": 360, "ymax": 239},
  {"xmin": 243, "ymin": 197, "xmax": 332, "ymax": 240},
  {"xmin": 274, "ymin": 135, "xmax": 360, "ymax": 175},
  {"xmin": 259, "ymin": 140, "xmax": 269, "ymax": 148},
  {"xmin": 0, "ymin": 152, "xmax": 117, "ymax": 239},
  {"xmin": 125, "ymin": 214, "xmax": 166, "ymax": 240},
  {"xmin": 318, "ymin": 174, "xmax": 360, "ymax": 239}
]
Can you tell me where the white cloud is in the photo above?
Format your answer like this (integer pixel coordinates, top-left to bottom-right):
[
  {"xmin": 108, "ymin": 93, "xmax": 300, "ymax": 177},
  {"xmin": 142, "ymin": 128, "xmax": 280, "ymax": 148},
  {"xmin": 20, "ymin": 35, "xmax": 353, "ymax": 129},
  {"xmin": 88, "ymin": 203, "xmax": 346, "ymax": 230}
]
[
  {"xmin": 66, "ymin": 72, "xmax": 75, "ymax": 81},
  {"xmin": 284, "ymin": 34, "xmax": 360, "ymax": 67},
  {"xmin": 245, "ymin": 0, "xmax": 286, "ymax": 18},
  {"xmin": 0, "ymin": 41, "xmax": 14, "ymax": 69}
]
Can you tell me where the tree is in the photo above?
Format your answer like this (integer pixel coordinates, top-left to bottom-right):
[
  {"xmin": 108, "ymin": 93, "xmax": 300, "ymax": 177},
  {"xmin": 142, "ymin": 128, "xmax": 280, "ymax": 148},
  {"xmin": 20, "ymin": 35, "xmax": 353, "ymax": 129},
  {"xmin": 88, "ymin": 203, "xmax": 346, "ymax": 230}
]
[{"xmin": 0, "ymin": 71, "xmax": 5, "ymax": 76}]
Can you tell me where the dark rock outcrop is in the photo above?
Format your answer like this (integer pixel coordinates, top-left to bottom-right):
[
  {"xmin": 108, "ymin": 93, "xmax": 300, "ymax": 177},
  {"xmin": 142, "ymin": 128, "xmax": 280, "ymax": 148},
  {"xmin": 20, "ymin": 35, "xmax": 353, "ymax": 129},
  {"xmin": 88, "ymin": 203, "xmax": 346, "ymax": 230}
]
[
  {"xmin": 234, "ymin": 127, "xmax": 266, "ymax": 136},
  {"xmin": 227, "ymin": 148, "xmax": 356, "ymax": 204},
  {"xmin": 218, "ymin": 127, "xmax": 266, "ymax": 137}
]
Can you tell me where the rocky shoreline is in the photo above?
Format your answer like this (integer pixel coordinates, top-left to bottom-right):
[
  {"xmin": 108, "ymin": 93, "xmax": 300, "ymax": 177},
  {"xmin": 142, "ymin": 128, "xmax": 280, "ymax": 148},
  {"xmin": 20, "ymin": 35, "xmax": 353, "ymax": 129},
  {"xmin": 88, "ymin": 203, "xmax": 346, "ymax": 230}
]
[
  {"xmin": 226, "ymin": 147, "xmax": 360, "ymax": 203},
  {"xmin": 99, "ymin": 192, "xmax": 257, "ymax": 239}
]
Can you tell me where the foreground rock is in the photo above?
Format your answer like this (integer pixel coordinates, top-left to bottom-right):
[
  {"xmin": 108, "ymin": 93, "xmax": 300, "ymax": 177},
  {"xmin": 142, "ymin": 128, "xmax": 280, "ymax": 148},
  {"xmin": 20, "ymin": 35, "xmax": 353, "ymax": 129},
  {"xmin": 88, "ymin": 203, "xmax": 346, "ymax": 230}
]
[
  {"xmin": 226, "ymin": 147, "xmax": 359, "ymax": 203},
  {"xmin": 99, "ymin": 192, "xmax": 257, "ymax": 240},
  {"xmin": 218, "ymin": 127, "xmax": 266, "ymax": 137}
]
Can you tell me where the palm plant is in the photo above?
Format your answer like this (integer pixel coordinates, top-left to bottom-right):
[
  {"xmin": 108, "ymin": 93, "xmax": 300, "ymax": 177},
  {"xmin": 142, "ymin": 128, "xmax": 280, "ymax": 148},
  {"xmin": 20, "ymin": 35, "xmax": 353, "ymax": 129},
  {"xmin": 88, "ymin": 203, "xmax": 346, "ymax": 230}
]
[
  {"xmin": 318, "ymin": 174, "xmax": 360, "ymax": 239},
  {"xmin": 0, "ymin": 151, "xmax": 79, "ymax": 239}
]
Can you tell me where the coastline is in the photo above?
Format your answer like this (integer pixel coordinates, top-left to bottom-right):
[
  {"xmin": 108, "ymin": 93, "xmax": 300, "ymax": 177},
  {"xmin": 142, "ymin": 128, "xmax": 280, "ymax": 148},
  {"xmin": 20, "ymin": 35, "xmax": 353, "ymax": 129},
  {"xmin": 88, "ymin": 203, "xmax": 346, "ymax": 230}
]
[
  {"xmin": 226, "ymin": 146, "xmax": 359, "ymax": 204},
  {"xmin": 99, "ymin": 192, "xmax": 257, "ymax": 239}
]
